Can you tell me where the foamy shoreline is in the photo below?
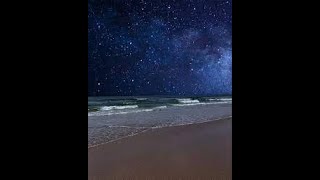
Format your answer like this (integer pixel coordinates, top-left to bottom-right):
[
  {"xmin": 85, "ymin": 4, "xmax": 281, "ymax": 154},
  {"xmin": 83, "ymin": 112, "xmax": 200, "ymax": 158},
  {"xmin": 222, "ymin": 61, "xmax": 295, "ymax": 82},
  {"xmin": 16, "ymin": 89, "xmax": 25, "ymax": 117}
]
[{"xmin": 88, "ymin": 103, "xmax": 232, "ymax": 147}]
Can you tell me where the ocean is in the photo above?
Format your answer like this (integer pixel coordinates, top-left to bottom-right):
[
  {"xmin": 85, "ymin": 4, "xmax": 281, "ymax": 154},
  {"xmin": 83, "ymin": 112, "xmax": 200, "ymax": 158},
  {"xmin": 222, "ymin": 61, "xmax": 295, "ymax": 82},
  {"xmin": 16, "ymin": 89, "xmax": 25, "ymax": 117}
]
[
  {"xmin": 88, "ymin": 96, "xmax": 231, "ymax": 115},
  {"xmin": 88, "ymin": 96, "xmax": 232, "ymax": 147}
]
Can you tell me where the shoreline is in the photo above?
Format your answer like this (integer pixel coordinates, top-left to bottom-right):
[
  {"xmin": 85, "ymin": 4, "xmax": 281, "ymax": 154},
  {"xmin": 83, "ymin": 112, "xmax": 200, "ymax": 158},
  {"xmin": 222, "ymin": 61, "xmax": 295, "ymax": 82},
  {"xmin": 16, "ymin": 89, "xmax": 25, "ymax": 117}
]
[
  {"xmin": 88, "ymin": 115, "xmax": 232, "ymax": 149},
  {"xmin": 88, "ymin": 103, "xmax": 231, "ymax": 148},
  {"xmin": 89, "ymin": 117, "xmax": 232, "ymax": 179}
]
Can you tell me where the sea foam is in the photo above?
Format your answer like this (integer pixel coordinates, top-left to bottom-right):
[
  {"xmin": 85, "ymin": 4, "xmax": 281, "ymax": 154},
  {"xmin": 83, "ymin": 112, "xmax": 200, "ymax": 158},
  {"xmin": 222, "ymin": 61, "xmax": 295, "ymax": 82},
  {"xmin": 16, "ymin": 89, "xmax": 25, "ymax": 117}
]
[
  {"xmin": 177, "ymin": 98, "xmax": 200, "ymax": 104},
  {"xmin": 101, "ymin": 105, "xmax": 138, "ymax": 111}
]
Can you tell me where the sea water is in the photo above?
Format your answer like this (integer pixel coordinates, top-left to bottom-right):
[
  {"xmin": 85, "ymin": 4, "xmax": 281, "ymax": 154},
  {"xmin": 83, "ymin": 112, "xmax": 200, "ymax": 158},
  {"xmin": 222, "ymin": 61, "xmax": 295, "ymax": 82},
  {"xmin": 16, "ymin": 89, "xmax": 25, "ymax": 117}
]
[{"xmin": 88, "ymin": 96, "xmax": 232, "ymax": 147}]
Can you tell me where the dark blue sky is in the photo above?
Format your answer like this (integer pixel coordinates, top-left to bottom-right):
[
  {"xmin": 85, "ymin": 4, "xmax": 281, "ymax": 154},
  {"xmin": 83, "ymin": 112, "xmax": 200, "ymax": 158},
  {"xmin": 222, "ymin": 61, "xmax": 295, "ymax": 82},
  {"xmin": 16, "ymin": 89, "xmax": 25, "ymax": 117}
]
[{"xmin": 88, "ymin": 0, "xmax": 232, "ymax": 96}]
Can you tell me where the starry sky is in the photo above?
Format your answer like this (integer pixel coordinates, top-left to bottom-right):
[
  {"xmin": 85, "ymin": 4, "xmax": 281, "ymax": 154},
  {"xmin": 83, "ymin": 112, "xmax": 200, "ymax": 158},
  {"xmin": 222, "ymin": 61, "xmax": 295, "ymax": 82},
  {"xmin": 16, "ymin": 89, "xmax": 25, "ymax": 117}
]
[{"xmin": 88, "ymin": 0, "xmax": 232, "ymax": 96}]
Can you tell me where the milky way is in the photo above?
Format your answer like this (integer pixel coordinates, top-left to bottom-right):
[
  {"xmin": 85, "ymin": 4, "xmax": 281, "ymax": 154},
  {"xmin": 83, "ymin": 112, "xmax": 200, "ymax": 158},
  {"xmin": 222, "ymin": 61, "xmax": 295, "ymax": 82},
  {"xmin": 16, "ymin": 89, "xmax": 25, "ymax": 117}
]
[{"xmin": 88, "ymin": 0, "xmax": 232, "ymax": 96}]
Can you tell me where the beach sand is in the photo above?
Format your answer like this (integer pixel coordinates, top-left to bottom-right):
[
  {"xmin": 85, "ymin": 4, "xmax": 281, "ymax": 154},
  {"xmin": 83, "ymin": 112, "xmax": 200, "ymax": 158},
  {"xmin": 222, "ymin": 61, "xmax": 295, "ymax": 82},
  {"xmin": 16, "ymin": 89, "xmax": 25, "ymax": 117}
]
[{"xmin": 88, "ymin": 117, "xmax": 232, "ymax": 180}]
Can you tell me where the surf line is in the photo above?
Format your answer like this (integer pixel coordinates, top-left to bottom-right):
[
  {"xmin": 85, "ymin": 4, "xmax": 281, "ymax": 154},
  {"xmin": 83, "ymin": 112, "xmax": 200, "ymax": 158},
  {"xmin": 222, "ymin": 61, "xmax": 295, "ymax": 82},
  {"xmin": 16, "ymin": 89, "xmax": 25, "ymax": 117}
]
[
  {"xmin": 88, "ymin": 115, "xmax": 232, "ymax": 149},
  {"xmin": 89, "ymin": 125, "xmax": 151, "ymax": 129}
]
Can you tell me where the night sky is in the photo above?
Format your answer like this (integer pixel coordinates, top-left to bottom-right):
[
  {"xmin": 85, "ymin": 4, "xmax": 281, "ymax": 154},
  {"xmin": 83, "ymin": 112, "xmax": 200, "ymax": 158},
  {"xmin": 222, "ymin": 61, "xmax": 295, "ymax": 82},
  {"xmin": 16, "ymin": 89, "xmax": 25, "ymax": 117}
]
[{"xmin": 88, "ymin": 0, "xmax": 232, "ymax": 96}]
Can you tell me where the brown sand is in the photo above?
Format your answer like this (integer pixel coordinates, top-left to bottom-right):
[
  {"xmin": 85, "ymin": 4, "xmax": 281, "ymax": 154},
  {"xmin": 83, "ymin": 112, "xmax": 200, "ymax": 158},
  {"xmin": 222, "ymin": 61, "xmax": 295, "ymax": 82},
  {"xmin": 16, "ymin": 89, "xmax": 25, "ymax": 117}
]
[{"xmin": 88, "ymin": 118, "xmax": 232, "ymax": 180}]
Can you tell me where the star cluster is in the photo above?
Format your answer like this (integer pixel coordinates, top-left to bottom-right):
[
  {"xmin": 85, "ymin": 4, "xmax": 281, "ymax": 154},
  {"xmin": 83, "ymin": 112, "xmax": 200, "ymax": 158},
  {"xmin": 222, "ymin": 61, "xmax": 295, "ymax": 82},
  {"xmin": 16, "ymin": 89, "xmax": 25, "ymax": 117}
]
[{"xmin": 88, "ymin": 0, "xmax": 232, "ymax": 96}]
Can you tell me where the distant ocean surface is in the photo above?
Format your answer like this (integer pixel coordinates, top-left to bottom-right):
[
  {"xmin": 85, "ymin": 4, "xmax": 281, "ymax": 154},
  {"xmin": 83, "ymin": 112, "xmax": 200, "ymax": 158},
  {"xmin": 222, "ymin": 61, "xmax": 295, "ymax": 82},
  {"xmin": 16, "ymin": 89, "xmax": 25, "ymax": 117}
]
[
  {"xmin": 88, "ymin": 96, "xmax": 231, "ymax": 116},
  {"xmin": 88, "ymin": 96, "xmax": 232, "ymax": 147}
]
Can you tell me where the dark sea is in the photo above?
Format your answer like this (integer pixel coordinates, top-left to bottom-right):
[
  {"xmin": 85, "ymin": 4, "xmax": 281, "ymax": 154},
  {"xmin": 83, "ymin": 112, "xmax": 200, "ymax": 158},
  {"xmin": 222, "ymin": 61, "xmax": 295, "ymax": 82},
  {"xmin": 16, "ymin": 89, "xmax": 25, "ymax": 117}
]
[
  {"xmin": 88, "ymin": 96, "xmax": 231, "ymax": 115},
  {"xmin": 88, "ymin": 96, "xmax": 232, "ymax": 147}
]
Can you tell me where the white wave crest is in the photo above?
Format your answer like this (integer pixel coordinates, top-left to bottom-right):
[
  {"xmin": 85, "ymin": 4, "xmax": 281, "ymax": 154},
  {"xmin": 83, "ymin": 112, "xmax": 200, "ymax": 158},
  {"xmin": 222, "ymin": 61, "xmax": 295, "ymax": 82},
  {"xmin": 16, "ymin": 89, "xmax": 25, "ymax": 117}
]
[
  {"xmin": 177, "ymin": 98, "xmax": 200, "ymax": 104},
  {"xmin": 88, "ymin": 108, "xmax": 153, "ymax": 116},
  {"xmin": 101, "ymin": 105, "xmax": 138, "ymax": 111},
  {"xmin": 173, "ymin": 101, "xmax": 230, "ymax": 107},
  {"xmin": 218, "ymin": 98, "xmax": 232, "ymax": 101},
  {"xmin": 209, "ymin": 98, "xmax": 232, "ymax": 101}
]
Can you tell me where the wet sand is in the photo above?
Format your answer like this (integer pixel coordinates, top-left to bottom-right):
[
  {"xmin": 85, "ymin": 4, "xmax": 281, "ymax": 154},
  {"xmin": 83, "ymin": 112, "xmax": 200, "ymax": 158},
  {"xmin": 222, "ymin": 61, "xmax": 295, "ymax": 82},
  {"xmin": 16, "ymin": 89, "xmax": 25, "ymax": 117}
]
[{"xmin": 88, "ymin": 117, "xmax": 232, "ymax": 180}]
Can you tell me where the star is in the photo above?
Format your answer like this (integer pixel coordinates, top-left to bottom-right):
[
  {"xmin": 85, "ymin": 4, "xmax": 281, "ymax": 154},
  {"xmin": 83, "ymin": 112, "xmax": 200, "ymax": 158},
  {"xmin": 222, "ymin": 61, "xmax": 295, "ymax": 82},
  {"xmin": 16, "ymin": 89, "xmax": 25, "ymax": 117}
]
[{"xmin": 88, "ymin": 0, "xmax": 232, "ymax": 96}]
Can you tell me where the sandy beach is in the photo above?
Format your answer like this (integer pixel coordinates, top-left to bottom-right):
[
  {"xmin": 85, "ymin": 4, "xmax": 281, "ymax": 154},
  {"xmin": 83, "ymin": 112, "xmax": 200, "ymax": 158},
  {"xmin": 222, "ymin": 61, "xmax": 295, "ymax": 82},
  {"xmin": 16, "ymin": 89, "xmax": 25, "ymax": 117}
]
[{"xmin": 88, "ymin": 117, "xmax": 232, "ymax": 180}]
